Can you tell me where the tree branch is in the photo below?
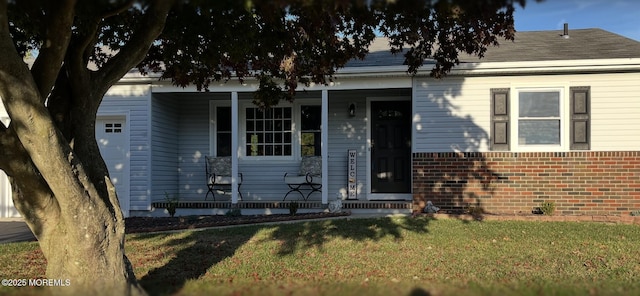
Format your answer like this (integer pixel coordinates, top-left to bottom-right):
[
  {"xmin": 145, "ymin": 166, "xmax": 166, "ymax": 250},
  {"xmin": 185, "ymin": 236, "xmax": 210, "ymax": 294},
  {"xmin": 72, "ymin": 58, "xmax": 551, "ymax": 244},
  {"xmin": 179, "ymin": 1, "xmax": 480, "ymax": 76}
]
[
  {"xmin": 0, "ymin": 1, "xmax": 101, "ymax": 217},
  {"xmin": 94, "ymin": 0, "xmax": 176, "ymax": 91},
  {"xmin": 30, "ymin": 0, "xmax": 77, "ymax": 101}
]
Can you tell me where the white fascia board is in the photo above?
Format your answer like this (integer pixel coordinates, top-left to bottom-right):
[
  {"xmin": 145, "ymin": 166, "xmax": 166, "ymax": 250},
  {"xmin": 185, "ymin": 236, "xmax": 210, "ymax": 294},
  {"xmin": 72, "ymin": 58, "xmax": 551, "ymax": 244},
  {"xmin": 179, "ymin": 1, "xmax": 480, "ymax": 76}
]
[
  {"xmin": 445, "ymin": 58, "xmax": 640, "ymax": 76},
  {"xmin": 118, "ymin": 58, "xmax": 640, "ymax": 89},
  {"xmin": 149, "ymin": 73, "xmax": 411, "ymax": 93}
]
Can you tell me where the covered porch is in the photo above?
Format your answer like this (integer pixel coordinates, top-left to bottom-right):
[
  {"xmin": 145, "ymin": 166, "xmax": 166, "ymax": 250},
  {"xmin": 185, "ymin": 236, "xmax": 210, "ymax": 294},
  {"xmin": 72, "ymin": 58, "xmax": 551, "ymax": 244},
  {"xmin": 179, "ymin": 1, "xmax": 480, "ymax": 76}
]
[{"xmin": 148, "ymin": 83, "xmax": 414, "ymax": 212}]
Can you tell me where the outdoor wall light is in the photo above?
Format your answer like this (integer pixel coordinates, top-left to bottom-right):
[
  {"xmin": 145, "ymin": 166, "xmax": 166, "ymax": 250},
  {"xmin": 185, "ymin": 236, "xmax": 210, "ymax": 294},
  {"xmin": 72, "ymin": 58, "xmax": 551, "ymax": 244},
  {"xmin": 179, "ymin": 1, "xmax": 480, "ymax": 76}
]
[{"xmin": 348, "ymin": 102, "xmax": 356, "ymax": 117}]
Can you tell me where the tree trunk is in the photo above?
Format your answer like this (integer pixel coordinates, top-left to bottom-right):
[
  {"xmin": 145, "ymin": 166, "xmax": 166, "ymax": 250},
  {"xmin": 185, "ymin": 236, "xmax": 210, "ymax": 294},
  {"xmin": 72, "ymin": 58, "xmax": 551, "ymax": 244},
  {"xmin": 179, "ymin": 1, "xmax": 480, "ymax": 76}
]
[
  {"xmin": 0, "ymin": 2, "xmax": 176, "ymax": 294},
  {"xmin": 0, "ymin": 56, "xmax": 147, "ymax": 295},
  {"xmin": 5, "ymin": 124, "xmax": 146, "ymax": 295},
  {"xmin": 15, "ymin": 185, "xmax": 145, "ymax": 295}
]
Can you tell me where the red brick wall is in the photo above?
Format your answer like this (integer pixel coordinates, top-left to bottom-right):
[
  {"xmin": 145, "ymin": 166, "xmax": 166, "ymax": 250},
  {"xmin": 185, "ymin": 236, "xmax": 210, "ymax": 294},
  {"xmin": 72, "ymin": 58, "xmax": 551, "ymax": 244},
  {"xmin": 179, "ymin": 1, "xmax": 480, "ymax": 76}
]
[{"xmin": 413, "ymin": 151, "xmax": 640, "ymax": 216}]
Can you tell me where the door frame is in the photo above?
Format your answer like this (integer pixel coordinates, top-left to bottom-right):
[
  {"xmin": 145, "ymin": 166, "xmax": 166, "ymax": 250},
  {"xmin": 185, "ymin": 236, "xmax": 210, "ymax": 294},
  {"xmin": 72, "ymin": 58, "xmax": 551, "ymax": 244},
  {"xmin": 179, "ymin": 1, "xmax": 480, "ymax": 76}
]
[
  {"xmin": 96, "ymin": 112, "xmax": 131, "ymax": 217},
  {"xmin": 366, "ymin": 96, "xmax": 412, "ymax": 201}
]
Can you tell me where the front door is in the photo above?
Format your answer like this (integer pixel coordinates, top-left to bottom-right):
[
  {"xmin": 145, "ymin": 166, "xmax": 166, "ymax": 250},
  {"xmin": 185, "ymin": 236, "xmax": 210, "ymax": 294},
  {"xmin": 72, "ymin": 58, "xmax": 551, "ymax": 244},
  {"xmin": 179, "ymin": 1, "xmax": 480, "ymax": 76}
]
[{"xmin": 370, "ymin": 101, "xmax": 411, "ymax": 194}]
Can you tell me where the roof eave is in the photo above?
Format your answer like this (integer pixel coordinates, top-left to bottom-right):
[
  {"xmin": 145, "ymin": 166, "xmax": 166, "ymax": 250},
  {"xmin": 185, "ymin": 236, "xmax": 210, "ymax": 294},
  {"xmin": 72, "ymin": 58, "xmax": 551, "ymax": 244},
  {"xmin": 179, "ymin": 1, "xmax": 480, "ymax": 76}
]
[{"xmin": 119, "ymin": 58, "xmax": 640, "ymax": 84}]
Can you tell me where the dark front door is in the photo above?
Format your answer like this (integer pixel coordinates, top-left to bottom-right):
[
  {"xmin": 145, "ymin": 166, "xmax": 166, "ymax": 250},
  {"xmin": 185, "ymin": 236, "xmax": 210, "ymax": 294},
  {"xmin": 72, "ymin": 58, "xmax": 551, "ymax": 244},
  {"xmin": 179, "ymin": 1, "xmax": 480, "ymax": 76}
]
[{"xmin": 371, "ymin": 101, "xmax": 411, "ymax": 193}]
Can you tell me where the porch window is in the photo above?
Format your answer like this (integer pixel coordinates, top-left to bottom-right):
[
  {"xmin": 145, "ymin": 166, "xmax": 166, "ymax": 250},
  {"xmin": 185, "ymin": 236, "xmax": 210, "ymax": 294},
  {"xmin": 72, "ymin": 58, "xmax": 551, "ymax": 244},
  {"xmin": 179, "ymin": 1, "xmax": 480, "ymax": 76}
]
[
  {"xmin": 246, "ymin": 107, "xmax": 293, "ymax": 156},
  {"xmin": 301, "ymin": 105, "xmax": 321, "ymax": 156},
  {"xmin": 216, "ymin": 106, "xmax": 232, "ymax": 156}
]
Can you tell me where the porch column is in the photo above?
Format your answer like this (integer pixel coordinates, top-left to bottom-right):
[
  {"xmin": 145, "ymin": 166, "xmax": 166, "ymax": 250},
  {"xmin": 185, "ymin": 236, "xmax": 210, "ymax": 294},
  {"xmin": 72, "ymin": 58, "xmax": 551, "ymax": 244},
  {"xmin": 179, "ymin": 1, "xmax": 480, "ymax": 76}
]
[
  {"xmin": 231, "ymin": 91, "xmax": 239, "ymax": 204},
  {"xmin": 321, "ymin": 90, "xmax": 329, "ymax": 204}
]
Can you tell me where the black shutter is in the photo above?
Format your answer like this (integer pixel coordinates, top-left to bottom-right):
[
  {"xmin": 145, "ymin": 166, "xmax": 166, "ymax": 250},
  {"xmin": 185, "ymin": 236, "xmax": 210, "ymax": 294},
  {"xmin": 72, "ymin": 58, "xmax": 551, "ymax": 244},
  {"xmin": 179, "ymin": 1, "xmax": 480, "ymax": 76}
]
[
  {"xmin": 490, "ymin": 88, "xmax": 510, "ymax": 151},
  {"xmin": 570, "ymin": 86, "xmax": 590, "ymax": 150}
]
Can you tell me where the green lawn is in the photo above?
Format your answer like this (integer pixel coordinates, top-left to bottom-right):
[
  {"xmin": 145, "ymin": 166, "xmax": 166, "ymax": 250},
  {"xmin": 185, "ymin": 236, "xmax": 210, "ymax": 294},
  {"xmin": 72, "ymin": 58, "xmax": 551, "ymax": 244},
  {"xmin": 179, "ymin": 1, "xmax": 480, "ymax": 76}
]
[{"xmin": 2, "ymin": 216, "xmax": 640, "ymax": 295}]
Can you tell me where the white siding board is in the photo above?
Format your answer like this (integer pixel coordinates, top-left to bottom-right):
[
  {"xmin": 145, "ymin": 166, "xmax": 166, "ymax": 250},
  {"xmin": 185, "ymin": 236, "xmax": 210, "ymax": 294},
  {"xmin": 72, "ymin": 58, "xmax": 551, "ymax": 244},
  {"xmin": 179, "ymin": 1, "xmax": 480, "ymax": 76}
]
[
  {"xmin": 413, "ymin": 76, "xmax": 495, "ymax": 152},
  {"xmin": 237, "ymin": 162, "xmax": 301, "ymax": 200},
  {"xmin": 150, "ymin": 94, "xmax": 179, "ymax": 202},
  {"xmin": 326, "ymin": 90, "xmax": 370, "ymax": 199},
  {"xmin": 177, "ymin": 95, "xmax": 211, "ymax": 200}
]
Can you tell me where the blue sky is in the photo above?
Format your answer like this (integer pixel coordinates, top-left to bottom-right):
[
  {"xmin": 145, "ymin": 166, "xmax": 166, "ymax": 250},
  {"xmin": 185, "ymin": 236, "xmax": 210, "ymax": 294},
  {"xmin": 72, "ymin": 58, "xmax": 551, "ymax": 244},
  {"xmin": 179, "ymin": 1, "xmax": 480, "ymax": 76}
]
[{"xmin": 513, "ymin": 0, "xmax": 640, "ymax": 41}]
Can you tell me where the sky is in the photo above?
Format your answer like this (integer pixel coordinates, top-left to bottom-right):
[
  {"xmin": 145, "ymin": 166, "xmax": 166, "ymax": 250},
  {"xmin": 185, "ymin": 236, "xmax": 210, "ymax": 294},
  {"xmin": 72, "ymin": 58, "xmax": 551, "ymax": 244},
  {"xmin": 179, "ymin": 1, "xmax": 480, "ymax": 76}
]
[{"xmin": 513, "ymin": 0, "xmax": 640, "ymax": 41}]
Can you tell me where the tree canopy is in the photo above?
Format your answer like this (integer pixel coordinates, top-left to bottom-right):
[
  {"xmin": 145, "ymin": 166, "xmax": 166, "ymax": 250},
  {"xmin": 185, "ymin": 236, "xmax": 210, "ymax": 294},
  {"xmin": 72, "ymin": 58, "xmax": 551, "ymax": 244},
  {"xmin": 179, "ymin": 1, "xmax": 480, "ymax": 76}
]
[
  {"xmin": 148, "ymin": 0, "xmax": 524, "ymax": 106},
  {"xmin": 9, "ymin": 0, "xmax": 525, "ymax": 108},
  {"xmin": 0, "ymin": 0, "xmax": 529, "ymax": 294}
]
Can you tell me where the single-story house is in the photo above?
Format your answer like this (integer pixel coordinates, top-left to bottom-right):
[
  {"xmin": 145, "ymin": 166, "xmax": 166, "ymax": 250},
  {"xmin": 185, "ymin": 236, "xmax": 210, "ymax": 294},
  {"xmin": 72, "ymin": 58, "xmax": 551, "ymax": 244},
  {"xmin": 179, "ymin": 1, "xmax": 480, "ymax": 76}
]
[{"xmin": 2, "ymin": 26, "xmax": 640, "ymax": 218}]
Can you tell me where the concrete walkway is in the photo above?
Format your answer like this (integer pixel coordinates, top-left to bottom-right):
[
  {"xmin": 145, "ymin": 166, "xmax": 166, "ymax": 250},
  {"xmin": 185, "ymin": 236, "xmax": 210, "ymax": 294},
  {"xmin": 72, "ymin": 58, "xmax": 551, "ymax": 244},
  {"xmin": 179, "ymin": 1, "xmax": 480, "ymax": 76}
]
[{"xmin": 0, "ymin": 218, "xmax": 36, "ymax": 244}]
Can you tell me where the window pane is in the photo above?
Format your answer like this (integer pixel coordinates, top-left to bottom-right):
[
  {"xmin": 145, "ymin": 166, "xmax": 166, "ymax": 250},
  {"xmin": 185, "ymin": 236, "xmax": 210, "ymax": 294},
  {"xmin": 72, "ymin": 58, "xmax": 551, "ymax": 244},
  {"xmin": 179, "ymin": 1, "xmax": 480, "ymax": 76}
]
[
  {"xmin": 518, "ymin": 120, "xmax": 560, "ymax": 145},
  {"xmin": 301, "ymin": 106, "xmax": 321, "ymax": 130},
  {"xmin": 244, "ymin": 107, "xmax": 293, "ymax": 156},
  {"xmin": 217, "ymin": 107, "xmax": 231, "ymax": 131},
  {"xmin": 301, "ymin": 132, "xmax": 315, "ymax": 156},
  {"xmin": 216, "ymin": 133, "xmax": 231, "ymax": 156},
  {"xmin": 519, "ymin": 92, "xmax": 560, "ymax": 117},
  {"xmin": 301, "ymin": 106, "xmax": 321, "ymax": 156}
]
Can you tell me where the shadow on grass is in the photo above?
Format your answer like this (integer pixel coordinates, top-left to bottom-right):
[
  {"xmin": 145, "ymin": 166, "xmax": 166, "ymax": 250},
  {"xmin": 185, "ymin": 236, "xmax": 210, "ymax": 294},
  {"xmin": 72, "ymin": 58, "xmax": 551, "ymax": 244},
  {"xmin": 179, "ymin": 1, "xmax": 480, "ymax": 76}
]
[
  {"xmin": 138, "ymin": 215, "xmax": 433, "ymax": 295},
  {"xmin": 265, "ymin": 216, "xmax": 432, "ymax": 256},
  {"xmin": 138, "ymin": 226, "xmax": 259, "ymax": 295}
]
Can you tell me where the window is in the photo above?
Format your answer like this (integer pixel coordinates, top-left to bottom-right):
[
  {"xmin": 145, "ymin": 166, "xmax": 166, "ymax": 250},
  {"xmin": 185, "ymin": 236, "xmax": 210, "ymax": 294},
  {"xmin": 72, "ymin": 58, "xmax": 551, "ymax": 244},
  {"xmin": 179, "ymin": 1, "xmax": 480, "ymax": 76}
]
[
  {"xmin": 301, "ymin": 105, "xmax": 321, "ymax": 156},
  {"xmin": 490, "ymin": 87, "xmax": 590, "ymax": 151},
  {"xmin": 246, "ymin": 107, "xmax": 292, "ymax": 156},
  {"xmin": 105, "ymin": 122, "xmax": 122, "ymax": 133},
  {"xmin": 216, "ymin": 106, "xmax": 231, "ymax": 156},
  {"xmin": 517, "ymin": 91, "xmax": 561, "ymax": 145},
  {"xmin": 211, "ymin": 102, "xmax": 323, "ymax": 158}
]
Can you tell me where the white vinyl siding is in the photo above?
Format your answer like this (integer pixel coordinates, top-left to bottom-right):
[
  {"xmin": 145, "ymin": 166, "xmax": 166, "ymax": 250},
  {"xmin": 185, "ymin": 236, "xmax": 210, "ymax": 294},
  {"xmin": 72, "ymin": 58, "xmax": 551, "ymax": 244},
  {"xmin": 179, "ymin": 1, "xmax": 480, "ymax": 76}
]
[
  {"xmin": 584, "ymin": 74, "xmax": 640, "ymax": 151},
  {"xmin": 413, "ymin": 72, "xmax": 640, "ymax": 152},
  {"xmin": 150, "ymin": 94, "xmax": 179, "ymax": 201},
  {"xmin": 100, "ymin": 84, "xmax": 151, "ymax": 210},
  {"xmin": 412, "ymin": 76, "xmax": 493, "ymax": 152},
  {"xmin": 177, "ymin": 94, "xmax": 218, "ymax": 201}
]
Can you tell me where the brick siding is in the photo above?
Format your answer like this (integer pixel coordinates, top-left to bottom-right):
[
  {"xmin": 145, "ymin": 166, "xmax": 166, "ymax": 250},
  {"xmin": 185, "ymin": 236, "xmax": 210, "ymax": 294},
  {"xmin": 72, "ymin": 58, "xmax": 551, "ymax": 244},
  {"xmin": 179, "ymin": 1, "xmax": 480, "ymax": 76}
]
[{"xmin": 413, "ymin": 151, "xmax": 640, "ymax": 216}]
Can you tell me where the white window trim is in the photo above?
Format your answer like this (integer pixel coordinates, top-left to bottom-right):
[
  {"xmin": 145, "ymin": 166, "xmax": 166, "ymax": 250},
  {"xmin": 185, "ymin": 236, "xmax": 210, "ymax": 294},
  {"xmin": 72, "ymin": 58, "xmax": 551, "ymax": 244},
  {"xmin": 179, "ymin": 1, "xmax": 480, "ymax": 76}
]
[
  {"xmin": 211, "ymin": 99, "xmax": 321, "ymax": 160},
  {"xmin": 511, "ymin": 87, "xmax": 569, "ymax": 152}
]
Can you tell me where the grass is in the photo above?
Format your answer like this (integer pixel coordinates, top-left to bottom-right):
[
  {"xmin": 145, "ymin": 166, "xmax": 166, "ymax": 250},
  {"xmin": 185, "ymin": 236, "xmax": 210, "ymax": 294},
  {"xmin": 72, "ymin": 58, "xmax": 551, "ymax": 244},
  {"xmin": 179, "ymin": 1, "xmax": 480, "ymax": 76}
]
[{"xmin": 2, "ymin": 216, "xmax": 640, "ymax": 295}]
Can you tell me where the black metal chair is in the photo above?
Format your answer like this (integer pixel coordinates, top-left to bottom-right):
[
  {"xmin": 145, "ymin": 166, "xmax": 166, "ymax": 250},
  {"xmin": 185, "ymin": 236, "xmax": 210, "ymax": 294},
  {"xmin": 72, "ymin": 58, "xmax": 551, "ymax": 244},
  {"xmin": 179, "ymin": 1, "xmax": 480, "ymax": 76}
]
[
  {"xmin": 205, "ymin": 156, "xmax": 243, "ymax": 201},
  {"xmin": 283, "ymin": 156, "xmax": 322, "ymax": 201}
]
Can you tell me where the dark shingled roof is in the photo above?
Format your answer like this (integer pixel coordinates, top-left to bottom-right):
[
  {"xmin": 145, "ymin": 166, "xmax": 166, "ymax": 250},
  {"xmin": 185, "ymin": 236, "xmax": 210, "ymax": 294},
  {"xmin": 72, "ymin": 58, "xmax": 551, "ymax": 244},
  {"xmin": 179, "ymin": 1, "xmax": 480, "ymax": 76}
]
[{"xmin": 345, "ymin": 28, "xmax": 640, "ymax": 68}]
